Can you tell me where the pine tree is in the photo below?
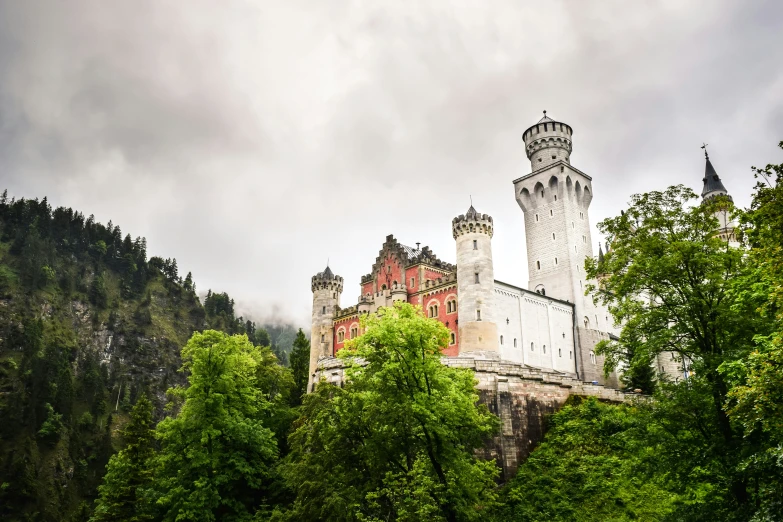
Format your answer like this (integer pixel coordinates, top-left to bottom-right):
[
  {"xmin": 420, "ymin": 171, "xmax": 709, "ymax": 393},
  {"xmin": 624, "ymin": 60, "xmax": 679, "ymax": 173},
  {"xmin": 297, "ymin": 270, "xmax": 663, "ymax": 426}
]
[
  {"xmin": 289, "ymin": 329, "xmax": 309, "ymax": 405},
  {"xmin": 91, "ymin": 395, "xmax": 156, "ymax": 522}
]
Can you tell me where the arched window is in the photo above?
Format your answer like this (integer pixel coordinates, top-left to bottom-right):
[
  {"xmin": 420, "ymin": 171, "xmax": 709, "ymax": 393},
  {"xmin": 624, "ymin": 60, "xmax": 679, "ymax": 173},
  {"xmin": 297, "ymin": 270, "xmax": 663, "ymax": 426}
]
[
  {"xmin": 550, "ymin": 209, "xmax": 553, "ymax": 216},
  {"xmin": 350, "ymin": 326, "xmax": 358, "ymax": 339},
  {"xmin": 321, "ymin": 334, "xmax": 325, "ymax": 342},
  {"xmin": 543, "ymin": 344, "xmax": 546, "ymax": 354},
  {"xmin": 590, "ymin": 351, "xmax": 596, "ymax": 364},
  {"xmin": 514, "ymin": 338, "xmax": 517, "ymax": 347},
  {"xmin": 558, "ymin": 348, "xmax": 562, "ymax": 357},
  {"xmin": 584, "ymin": 316, "xmax": 589, "ymax": 328},
  {"xmin": 531, "ymin": 342, "xmax": 535, "ymax": 351},
  {"xmin": 450, "ymin": 332, "xmax": 456, "ymax": 345},
  {"xmin": 476, "ymin": 309, "xmax": 481, "ymax": 321},
  {"xmin": 337, "ymin": 329, "xmax": 345, "ymax": 342},
  {"xmin": 473, "ymin": 240, "xmax": 478, "ymax": 250},
  {"xmin": 500, "ymin": 335, "xmax": 504, "ymax": 345}
]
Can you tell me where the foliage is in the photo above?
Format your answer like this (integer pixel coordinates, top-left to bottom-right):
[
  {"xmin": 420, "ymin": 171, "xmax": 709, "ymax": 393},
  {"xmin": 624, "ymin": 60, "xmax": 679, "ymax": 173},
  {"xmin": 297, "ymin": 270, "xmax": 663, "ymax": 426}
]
[
  {"xmin": 585, "ymin": 182, "xmax": 779, "ymax": 519},
  {"xmin": 91, "ymin": 395, "xmax": 156, "ymax": 522},
  {"xmin": 288, "ymin": 328, "xmax": 309, "ymax": 406},
  {"xmin": 281, "ymin": 302, "xmax": 499, "ymax": 522},
  {"xmin": 493, "ymin": 396, "xmax": 678, "ymax": 522},
  {"xmin": 152, "ymin": 331, "xmax": 279, "ymax": 522}
]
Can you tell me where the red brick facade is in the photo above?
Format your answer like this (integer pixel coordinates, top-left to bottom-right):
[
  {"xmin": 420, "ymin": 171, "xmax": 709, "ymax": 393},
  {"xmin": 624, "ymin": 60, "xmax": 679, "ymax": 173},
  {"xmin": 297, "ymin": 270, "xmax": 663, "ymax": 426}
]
[{"xmin": 334, "ymin": 235, "xmax": 459, "ymax": 356}]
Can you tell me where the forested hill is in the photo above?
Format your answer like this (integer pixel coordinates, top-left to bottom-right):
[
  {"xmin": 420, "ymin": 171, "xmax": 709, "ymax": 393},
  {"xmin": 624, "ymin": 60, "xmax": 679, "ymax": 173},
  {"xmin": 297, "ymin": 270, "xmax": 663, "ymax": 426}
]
[{"xmin": 0, "ymin": 191, "xmax": 300, "ymax": 520}]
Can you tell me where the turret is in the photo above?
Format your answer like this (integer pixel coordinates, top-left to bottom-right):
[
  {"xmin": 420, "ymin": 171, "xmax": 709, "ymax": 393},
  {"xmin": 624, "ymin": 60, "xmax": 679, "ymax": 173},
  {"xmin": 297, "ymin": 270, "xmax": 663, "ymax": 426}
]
[
  {"xmin": 700, "ymin": 146, "xmax": 738, "ymax": 245},
  {"xmin": 522, "ymin": 110, "xmax": 574, "ymax": 170},
  {"xmin": 309, "ymin": 265, "xmax": 343, "ymax": 390},
  {"xmin": 452, "ymin": 205, "xmax": 498, "ymax": 354}
]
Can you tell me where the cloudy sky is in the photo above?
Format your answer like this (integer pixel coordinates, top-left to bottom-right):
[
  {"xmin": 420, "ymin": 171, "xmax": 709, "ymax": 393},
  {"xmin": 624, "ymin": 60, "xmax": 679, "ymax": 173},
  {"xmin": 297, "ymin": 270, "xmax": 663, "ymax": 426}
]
[{"xmin": 1, "ymin": 0, "xmax": 782, "ymax": 327}]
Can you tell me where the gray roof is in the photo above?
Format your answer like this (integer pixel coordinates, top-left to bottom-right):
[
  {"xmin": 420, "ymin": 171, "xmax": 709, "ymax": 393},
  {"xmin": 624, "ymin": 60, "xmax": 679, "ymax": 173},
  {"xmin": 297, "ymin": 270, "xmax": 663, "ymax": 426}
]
[
  {"xmin": 400, "ymin": 244, "xmax": 421, "ymax": 259},
  {"xmin": 702, "ymin": 154, "xmax": 728, "ymax": 197},
  {"xmin": 538, "ymin": 110, "xmax": 554, "ymax": 124}
]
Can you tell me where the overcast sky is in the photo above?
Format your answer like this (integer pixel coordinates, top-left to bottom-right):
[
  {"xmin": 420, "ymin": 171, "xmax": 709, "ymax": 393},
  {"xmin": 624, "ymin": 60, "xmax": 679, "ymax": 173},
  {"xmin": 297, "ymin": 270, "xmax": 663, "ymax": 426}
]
[{"xmin": 1, "ymin": 0, "xmax": 782, "ymax": 328}]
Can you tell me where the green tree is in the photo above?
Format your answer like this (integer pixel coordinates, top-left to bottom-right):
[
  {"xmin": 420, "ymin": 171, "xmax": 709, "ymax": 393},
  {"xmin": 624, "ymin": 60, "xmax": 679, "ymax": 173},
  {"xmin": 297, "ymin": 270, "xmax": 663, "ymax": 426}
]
[
  {"xmin": 91, "ymin": 395, "xmax": 156, "ymax": 522},
  {"xmin": 282, "ymin": 302, "xmax": 499, "ymax": 522},
  {"xmin": 494, "ymin": 396, "xmax": 678, "ymax": 522},
  {"xmin": 585, "ymin": 185, "xmax": 771, "ymax": 518},
  {"xmin": 152, "ymin": 331, "xmax": 278, "ymax": 521},
  {"xmin": 288, "ymin": 328, "xmax": 309, "ymax": 406},
  {"xmin": 724, "ymin": 143, "xmax": 783, "ymax": 518}
]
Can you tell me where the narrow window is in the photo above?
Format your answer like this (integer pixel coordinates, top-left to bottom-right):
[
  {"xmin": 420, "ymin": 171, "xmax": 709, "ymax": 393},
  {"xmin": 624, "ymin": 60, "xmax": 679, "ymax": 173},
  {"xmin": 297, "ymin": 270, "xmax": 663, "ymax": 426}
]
[
  {"xmin": 476, "ymin": 309, "xmax": 481, "ymax": 321},
  {"xmin": 531, "ymin": 342, "xmax": 535, "ymax": 351},
  {"xmin": 551, "ymin": 155, "xmax": 556, "ymax": 160},
  {"xmin": 554, "ymin": 195, "xmax": 557, "ymax": 201},
  {"xmin": 541, "ymin": 190, "xmax": 544, "ymax": 198},
  {"xmin": 473, "ymin": 240, "xmax": 478, "ymax": 250},
  {"xmin": 535, "ymin": 214, "xmax": 539, "ymax": 222},
  {"xmin": 550, "ymin": 209, "xmax": 553, "ymax": 216},
  {"xmin": 555, "ymin": 257, "xmax": 558, "ymax": 265},
  {"xmin": 552, "ymin": 232, "xmax": 556, "ymax": 240},
  {"xmin": 411, "ymin": 277, "xmax": 415, "ymax": 287},
  {"xmin": 569, "ymin": 350, "xmax": 572, "ymax": 359},
  {"xmin": 536, "ymin": 261, "xmax": 541, "ymax": 270},
  {"xmin": 541, "ymin": 288, "xmax": 546, "ymax": 296},
  {"xmin": 322, "ymin": 306, "xmax": 326, "ymax": 314},
  {"xmin": 500, "ymin": 335, "xmax": 504, "ymax": 345},
  {"xmin": 474, "ymin": 272, "xmax": 480, "ymax": 284},
  {"xmin": 333, "ymin": 292, "xmax": 336, "ymax": 298},
  {"xmin": 543, "ymin": 344, "xmax": 546, "ymax": 354},
  {"xmin": 571, "ymin": 222, "xmax": 574, "ymax": 229},
  {"xmin": 559, "ymin": 348, "xmax": 562, "ymax": 357},
  {"xmin": 514, "ymin": 338, "xmax": 517, "ymax": 347},
  {"xmin": 321, "ymin": 334, "xmax": 325, "ymax": 342},
  {"xmin": 450, "ymin": 332, "xmax": 456, "ymax": 345}
]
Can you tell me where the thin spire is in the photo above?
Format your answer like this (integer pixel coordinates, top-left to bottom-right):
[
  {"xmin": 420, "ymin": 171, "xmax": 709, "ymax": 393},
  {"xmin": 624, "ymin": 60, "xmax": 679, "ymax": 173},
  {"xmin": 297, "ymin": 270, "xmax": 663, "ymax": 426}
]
[{"xmin": 701, "ymin": 142, "xmax": 709, "ymax": 160}]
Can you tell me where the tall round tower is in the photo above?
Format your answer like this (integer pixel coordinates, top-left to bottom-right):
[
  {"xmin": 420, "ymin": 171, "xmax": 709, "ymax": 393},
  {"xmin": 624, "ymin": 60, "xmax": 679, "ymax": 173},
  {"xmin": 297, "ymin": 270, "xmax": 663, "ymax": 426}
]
[
  {"xmin": 452, "ymin": 205, "xmax": 498, "ymax": 354},
  {"xmin": 522, "ymin": 110, "xmax": 573, "ymax": 170},
  {"xmin": 309, "ymin": 265, "xmax": 343, "ymax": 390}
]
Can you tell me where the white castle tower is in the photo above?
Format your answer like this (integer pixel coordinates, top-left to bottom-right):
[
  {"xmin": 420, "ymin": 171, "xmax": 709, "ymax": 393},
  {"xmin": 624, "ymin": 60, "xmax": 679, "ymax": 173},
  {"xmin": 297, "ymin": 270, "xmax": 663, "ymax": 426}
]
[
  {"xmin": 309, "ymin": 265, "xmax": 343, "ymax": 389},
  {"xmin": 452, "ymin": 205, "xmax": 498, "ymax": 355},
  {"xmin": 513, "ymin": 112, "xmax": 616, "ymax": 385},
  {"xmin": 700, "ymin": 146, "xmax": 738, "ymax": 246}
]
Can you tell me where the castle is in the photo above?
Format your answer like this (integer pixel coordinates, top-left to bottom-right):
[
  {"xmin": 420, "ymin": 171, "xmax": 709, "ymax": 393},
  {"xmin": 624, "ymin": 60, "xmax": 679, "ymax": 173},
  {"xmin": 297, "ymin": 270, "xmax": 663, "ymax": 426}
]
[{"xmin": 309, "ymin": 112, "xmax": 735, "ymax": 393}]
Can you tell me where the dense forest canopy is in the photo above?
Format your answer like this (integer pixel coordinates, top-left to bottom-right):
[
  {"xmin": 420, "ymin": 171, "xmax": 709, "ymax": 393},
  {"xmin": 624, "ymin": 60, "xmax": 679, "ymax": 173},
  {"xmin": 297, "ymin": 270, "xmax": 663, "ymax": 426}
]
[{"xmin": 1, "ymin": 141, "xmax": 782, "ymax": 522}]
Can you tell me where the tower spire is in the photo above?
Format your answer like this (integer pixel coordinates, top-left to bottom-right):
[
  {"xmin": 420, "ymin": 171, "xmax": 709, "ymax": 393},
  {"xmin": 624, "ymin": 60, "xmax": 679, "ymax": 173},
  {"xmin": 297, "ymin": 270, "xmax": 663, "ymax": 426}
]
[{"xmin": 701, "ymin": 146, "xmax": 729, "ymax": 200}]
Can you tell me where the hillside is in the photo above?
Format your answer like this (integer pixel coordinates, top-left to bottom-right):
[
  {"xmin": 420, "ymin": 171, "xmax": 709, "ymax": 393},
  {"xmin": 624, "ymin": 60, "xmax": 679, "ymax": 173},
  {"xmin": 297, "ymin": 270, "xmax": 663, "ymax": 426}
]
[{"xmin": 0, "ymin": 192, "xmax": 297, "ymax": 521}]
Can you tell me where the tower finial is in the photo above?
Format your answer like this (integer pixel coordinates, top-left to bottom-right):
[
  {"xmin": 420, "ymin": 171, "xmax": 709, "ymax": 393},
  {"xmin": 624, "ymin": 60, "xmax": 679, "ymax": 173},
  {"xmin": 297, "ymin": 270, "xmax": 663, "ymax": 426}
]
[
  {"xmin": 701, "ymin": 143, "xmax": 709, "ymax": 159},
  {"xmin": 470, "ymin": 195, "xmax": 473, "ymax": 206},
  {"xmin": 543, "ymin": 110, "xmax": 546, "ymax": 117}
]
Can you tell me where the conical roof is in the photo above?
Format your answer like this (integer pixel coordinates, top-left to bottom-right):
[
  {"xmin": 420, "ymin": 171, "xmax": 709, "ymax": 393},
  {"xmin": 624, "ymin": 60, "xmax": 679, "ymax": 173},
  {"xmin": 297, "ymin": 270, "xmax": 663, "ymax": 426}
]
[
  {"xmin": 538, "ymin": 110, "xmax": 554, "ymax": 124},
  {"xmin": 466, "ymin": 205, "xmax": 478, "ymax": 219},
  {"xmin": 598, "ymin": 243, "xmax": 605, "ymax": 263},
  {"xmin": 702, "ymin": 154, "xmax": 728, "ymax": 198},
  {"xmin": 322, "ymin": 265, "xmax": 333, "ymax": 278}
]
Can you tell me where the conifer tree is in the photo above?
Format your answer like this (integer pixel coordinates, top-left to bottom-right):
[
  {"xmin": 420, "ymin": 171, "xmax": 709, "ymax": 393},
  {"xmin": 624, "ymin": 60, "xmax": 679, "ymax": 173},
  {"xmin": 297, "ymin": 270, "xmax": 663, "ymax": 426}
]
[
  {"xmin": 288, "ymin": 328, "xmax": 309, "ymax": 405},
  {"xmin": 91, "ymin": 395, "xmax": 155, "ymax": 522}
]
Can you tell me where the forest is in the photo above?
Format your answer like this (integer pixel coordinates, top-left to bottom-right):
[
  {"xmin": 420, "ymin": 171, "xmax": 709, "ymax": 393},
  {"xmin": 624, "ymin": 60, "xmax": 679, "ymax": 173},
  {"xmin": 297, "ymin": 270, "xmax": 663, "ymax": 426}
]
[{"xmin": 0, "ymin": 142, "xmax": 782, "ymax": 521}]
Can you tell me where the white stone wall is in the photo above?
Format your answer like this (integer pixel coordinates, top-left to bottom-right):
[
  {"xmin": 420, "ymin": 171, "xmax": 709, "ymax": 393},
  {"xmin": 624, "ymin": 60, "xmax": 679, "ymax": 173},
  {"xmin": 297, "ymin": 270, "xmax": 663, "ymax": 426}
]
[{"xmin": 495, "ymin": 281, "xmax": 577, "ymax": 376}]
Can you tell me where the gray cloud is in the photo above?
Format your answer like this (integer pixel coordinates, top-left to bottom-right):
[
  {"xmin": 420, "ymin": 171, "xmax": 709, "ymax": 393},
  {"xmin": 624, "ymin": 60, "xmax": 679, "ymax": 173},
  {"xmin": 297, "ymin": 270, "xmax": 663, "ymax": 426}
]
[{"xmin": 1, "ymin": 0, "xmax": 782, "ymax": 327}]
